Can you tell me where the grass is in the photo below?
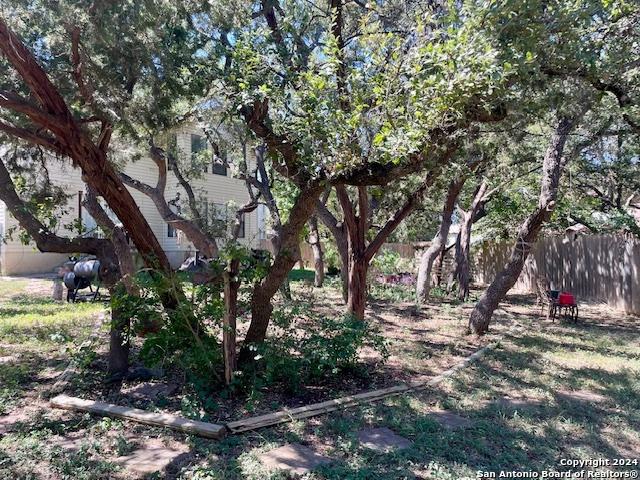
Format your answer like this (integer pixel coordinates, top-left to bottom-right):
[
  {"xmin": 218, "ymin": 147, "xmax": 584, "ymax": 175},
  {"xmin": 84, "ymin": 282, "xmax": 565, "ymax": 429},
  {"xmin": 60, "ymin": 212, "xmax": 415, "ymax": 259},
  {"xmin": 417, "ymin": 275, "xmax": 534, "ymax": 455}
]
[
  {"xmin": 0, "ymin": 295, "xmax": 104, "ymax": 339},
  {"xmin": 288, "ymin": 268, "xmax": 316, "ymax": 282},
  {"xmin": 0, "ymin": 278, "xmax": 104, "ymax": 416},
  {"xmin": 0, "ymin": 279, "xmax": 30, "ymax": 297},
  {"xmin": 0, "ymin": 279, "xmax": 638, "ymax": 479},
  {"xmin": 200, "ymin": 314, "xmax": 639, "ymax": 480}
]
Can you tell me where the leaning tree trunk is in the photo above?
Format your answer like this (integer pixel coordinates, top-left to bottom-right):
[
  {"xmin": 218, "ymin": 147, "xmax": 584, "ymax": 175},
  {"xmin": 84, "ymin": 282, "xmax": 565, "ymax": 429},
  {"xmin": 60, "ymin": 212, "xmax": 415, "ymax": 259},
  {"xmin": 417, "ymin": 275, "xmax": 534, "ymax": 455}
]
[
  {"xmin": 244, "ymin": 183, "xmax": 324, "ymax": 347},
  {"xmin": 308, "ymin": 215, "xmax": 325, "ymax": 287},
  {"xmin": 0, "ymin": 19, "xmax": 172, "ymax": 274},
  {"xmin": 416, "ymin": 178, "xmax": 465, "ymax": 302},
  {"xmin": 315, "ymin": 197, "xmax": 350, "ymax": 302},
  {"xmin": 469, "ymin": 117, "xmax": 575, "ymax": 334}
]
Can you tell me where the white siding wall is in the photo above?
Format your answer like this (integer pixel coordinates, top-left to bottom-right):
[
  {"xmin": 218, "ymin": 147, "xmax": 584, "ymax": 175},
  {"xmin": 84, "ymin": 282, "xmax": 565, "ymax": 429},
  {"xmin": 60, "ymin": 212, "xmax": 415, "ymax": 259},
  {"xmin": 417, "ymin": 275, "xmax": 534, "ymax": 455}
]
[{"xmin": 0, "ymin": 124, "xmax": 261, "ymax": 275}]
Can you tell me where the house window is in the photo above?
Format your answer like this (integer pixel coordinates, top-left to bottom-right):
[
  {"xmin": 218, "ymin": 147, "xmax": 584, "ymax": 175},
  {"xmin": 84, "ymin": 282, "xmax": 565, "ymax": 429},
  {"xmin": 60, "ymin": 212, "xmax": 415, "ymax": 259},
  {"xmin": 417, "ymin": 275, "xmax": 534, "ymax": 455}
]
[
  {"xmin": 212, "ymin": 150, "xmax": 227, "ymax": 176},
  {"xmin": 167, "ymin": 202, "xmax": 179, "ymax": 238},
  {"xmin": 191, "ymin": 134, "xmax": 208, "ymax": 173},
  {"xmin": 212, "ymin": 161, "xmax": 227, "ymax": 176}
]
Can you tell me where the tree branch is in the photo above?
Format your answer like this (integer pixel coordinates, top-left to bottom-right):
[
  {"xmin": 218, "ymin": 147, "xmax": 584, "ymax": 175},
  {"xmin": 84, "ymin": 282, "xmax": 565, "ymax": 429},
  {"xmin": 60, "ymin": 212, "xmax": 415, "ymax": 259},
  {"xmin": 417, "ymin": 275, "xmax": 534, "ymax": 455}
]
[
  {"xmin": 0, "ymin": 118, "xmax": 65, "ymax": 154},
  {"xmin": 0, "ymin": 158, "xmax": 119, "ymax": 280},
  {"xmin": 364, "ymin": 169, "xmax": 440, "ymax": 262}
]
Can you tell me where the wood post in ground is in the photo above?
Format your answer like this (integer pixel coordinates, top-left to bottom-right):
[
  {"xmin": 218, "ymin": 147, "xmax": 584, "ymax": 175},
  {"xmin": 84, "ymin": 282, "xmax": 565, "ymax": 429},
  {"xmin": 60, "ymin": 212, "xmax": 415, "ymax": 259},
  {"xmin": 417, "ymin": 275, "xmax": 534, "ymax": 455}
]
[
  {"xmin": 52, "ymin": 279, "xmax": 64, "ymax": 301},
  {"xmin": 223, "ymin": 259, "xmax": 240, "ymax": 385}
]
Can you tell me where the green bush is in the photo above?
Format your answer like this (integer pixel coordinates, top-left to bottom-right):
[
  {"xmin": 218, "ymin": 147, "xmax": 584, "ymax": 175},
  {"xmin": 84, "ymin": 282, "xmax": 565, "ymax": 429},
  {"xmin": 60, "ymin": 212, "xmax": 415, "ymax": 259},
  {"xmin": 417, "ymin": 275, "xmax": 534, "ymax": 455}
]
[
  {"xmin": 368, "ymin": 282, "xmax": 416, "ymax": 303},
  {"xmin": 123, "ymin": 246, "xmax": 270, "ymax": 390},
  {"xmin": 240, "ymin": 305, "xmax": 389, "ymax": 393},
  {"xmin": 371, "ymin": 249, "xmax": 414, "ymax": 275}
]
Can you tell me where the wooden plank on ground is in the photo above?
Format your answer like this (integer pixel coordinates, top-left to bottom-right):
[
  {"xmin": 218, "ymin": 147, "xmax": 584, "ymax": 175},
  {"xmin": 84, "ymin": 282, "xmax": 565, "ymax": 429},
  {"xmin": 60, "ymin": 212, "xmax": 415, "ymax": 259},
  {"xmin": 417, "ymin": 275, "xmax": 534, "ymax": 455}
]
[
  {"xmin": 227, "ymin": 384, "xmax": 411, "ymax": 433},
  {"xmin": 227, "ymin": 324, "xmax": 521, "ymax": 434},
  {"xmin": 50, "ymin": 395, "xmax": 227, "ymax": 439}
]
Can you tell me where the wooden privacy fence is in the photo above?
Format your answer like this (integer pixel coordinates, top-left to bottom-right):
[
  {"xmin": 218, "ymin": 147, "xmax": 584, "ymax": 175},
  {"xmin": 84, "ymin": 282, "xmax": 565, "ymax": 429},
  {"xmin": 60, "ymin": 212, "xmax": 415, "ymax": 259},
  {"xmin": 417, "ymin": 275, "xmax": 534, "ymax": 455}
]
[{"xmin": 474, "ymin": 234, "xmax": 640, "ymax": 314}]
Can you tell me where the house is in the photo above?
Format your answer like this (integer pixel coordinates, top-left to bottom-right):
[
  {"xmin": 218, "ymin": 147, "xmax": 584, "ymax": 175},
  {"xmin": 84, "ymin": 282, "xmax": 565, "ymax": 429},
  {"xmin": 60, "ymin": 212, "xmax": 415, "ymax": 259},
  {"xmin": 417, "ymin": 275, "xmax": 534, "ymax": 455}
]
[{"xmin": 0, "ymin": 124, "xmax": 264, "ymax": 275}]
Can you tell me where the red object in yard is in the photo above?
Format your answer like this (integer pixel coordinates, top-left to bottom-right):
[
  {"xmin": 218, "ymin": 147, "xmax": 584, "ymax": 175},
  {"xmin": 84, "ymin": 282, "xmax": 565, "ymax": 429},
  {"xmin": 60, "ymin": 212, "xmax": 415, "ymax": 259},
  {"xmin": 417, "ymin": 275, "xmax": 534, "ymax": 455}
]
[{"xmin": 558, "ymin": 292, "xmax": 576, "ymax": 305}]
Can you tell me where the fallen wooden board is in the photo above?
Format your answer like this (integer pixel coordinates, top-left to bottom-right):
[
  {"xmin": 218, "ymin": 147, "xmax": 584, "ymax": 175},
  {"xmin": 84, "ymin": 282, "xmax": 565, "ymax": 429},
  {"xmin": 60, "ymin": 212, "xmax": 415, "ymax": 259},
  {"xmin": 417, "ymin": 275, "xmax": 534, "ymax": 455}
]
[
  {"xmin": 227, "ymin": 325, "xmax": 521, "ymax": 434},
  {"xmin": 50, "ymin": 395, "xmax": 227, "ymax": 439},
  {"xmin": 227, "ymin": 384, "xmax": 411, "ymax": 433}
]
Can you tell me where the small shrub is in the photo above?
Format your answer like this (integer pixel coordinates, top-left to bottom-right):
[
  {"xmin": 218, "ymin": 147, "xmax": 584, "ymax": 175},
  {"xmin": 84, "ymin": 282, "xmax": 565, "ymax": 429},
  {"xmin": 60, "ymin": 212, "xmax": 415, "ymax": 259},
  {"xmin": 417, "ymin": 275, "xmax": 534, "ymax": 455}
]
[
  {"xmin": 132, "ymin": 247, "xmax": 270, "ymax": 393},
  {"xmin": 371, "ymin": 250, "xmax": 414, "ymax": 275},
  {"xmin": 327, "ymin": 265, "xmax": 341, "ymax": 276},
  {"xmin": 368, "ymin": 282, "xmax": 416, "ymax": 303},
  {"xmin": 240, "ymin": 306, "xmax": 389, "ymax": 393},
  {"xmin": 371, "ymin": 250, "xmax": 402, "ymax": 275}
]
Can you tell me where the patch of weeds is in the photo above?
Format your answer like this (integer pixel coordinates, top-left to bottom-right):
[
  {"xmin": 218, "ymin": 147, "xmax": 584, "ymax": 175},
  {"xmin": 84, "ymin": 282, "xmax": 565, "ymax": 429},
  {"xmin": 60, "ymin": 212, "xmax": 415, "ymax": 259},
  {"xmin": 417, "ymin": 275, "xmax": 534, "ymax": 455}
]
[
  {"xmin": 429, "ymin": 286, "xmax": 448, "ymax": 299},
  {"xmin": 68, "ymin": 344, "xmax": 98, "ymax": 369},
  {"xmin": 0, "ymin": 389, "xmax": 18, "ymax": 415},
  {"xmin": 113, "ymin": 434, "xmax": 135, "ymax": 457},
  {"xmin": 242, "ymin": 387, "xmax": 264, "ymax": 413},
  {"xmin": 237, "ymin": 449, "xmax": 281, "ymax": 480},
  {"xmin": 0, "ymin": 448, "xmax": 15, "ymax": 471},
  {"xmin": 237, "ymin": 307, "xmax": 389, "ymax": 395},
  {"xmin": 181, "ymin": 394, "xmax": 206, "ymax": 420},
  {"xmin": 91, "ymin": 416, "xmax": 122, "ymax": 435},
  {"xmin": 178, "ymin": 463, "xmax": 226, "ymax": 479},
  {"xmin": 50, "ymin": 444, "xmax": 118, "ymax": 480},
  {"xmin": 369, "ymin": 283, "xmax": 416, "ymax": 303}
]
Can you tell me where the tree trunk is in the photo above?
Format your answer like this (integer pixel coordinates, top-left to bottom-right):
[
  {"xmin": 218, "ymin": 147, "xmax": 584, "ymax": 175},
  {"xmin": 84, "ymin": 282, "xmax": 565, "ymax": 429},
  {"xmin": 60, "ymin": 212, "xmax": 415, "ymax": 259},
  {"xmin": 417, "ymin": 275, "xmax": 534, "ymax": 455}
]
[
  {"xmin": 337, "ymin": 236, "xmax": 349, "ymax": 302},
  {"xmin": 347, "ymin": 256, "xmax": 368, "ymax": 319},
  {"xmin": 268, "ymin": 235, "xmax": 292, "ymax": 300},
  {"xmin": 308, "ymin": 215, "xmax": 325, "ymax": 287},
  {"xmin": 416, "ymin": 178, "xmax": 465, "ymax": 302},
  {"xmin": 337, "ymin": 186, "xmax": 369, "ymax": 320},
  {"xmin": 455, "ymin": 214, "xmax": 472, "ymax": 301},
  {"xmin": 108, "ymin": 287, "xmax": 130, "ymax": 375},
  {"xmin": 433, "ymin": 246, "xmax": 446, "ymax": 287},
  {"xmin": 469, "ymin": 117, "xmax": 575, "ymax": 334},
  {"xmin": 244, "ymin": 183, "xmax": 324, "ymax": 347},
  {"xmin": 316, "ymin": 202, "xmax": 349, "ymax": 302},
  {"xmin": 455, "ymin": 182, "xmax": 488, "ymax": 301},
  {"xmin": 83, "ymin": 186, "xmax": 140, "ymax": 376},
  {"xmin": 223, "ymin": 259, "xmax": 240, "ymax": 385},
  {"xmin": 0, "ymin": 20, "xmax": 172, "ymax": 273}
]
